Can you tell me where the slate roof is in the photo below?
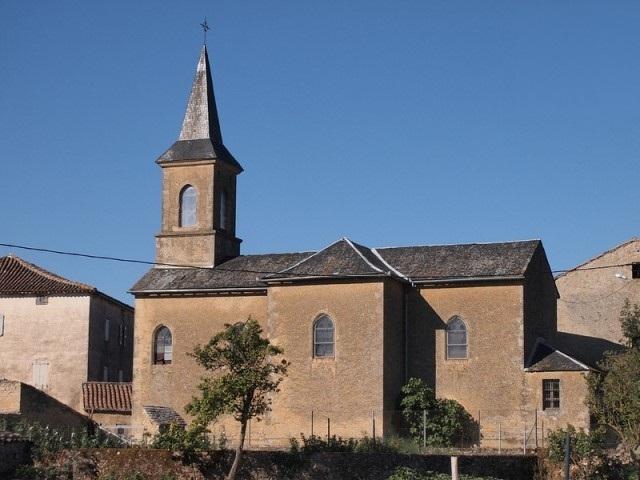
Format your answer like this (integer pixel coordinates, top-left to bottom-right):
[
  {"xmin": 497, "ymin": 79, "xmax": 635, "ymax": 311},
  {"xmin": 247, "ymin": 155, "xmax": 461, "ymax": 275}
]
[
  {"xmin": 0, "ymin": 255, "xmax": 96, "ymax": 295},
  {"xmin": 526, "ymin": 339, "xmax": 591, "ymax": 372},
  {"xmin": 157, "ymin": 45, "xmax": 242, "ymax": 171},
  {"xmin": 143, "ymin": 406, "xmax": 186, "ymax": 427},
  {"xmin": 131, "ymin": 252, "xmax": 312, "ymax": 293},
  {"xmin": 82, "ymin": 382, "xmax": 132, "ymax": 413},
  {"xmin": 375, "ymin": 241, "xmax": 540, "ymax": 281},
  {"xmin": 264, "ymin": 238, "xmax": 391, "ymax": 280},
  {"xmin": 132, "ymin": 238, "xmax": 541, "ymax": 294}
]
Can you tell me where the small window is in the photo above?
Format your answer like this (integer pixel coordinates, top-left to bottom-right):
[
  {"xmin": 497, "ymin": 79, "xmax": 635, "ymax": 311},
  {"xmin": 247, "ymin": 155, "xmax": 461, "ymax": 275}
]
[
  {"xmin": 119, "ymin": 323, "xmax": 125, "ymax": 346},
  {"xmin": 103, "ymin": 366, "xmax": 109, "ymax": 382},
  {"xmin": 446, "ymin": 316, "xmax": 468, "ymax": 359},
  {"xmin": 313, "ymin": 315, "xmax": 334, "ymax": 358},
  {"xmin": 543, "ymin": 379, "xmax": 560, "ymax": 410},
  {"xmin": 104, "ymin": 318, "xmax": 110, "ymax": 342},
  {"xmin": 118, "ymin": 369, "xmax": 124, "ymax": 382},
  {"xmin": 179, "ymin": 185, "xmax": 197, "ymax": 227},
  {"xmin": 632, "ymin": 263, "xmax": 640, "ymax": 279},
  {"xmin": 36, "ymin": 296, "xmax": 48, "ymax": 305},
  {"xmin": 154, "ymin": 326, "xmax": 173, "ymax": 365},
  {"xmin": 32, "ymin": 360, "xmax": 49, "ymax": 389},
  {"xmin": 220, "ymin": 190, "xmax": 228, "ymax": 230}
]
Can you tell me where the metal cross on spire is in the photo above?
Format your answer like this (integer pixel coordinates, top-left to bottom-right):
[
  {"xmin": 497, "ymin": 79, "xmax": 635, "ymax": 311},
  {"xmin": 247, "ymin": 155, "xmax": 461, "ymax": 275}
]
[{"xmin": 200, "ymin": 17, "xmax": 211, "ymax": 45}]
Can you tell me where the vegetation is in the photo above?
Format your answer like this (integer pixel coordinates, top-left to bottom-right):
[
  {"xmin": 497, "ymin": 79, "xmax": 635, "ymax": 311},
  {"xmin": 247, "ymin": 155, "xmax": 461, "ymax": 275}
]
[
  {"xmin": 150, "ymin": 423, "xmax": 211, "ymax": 463},
  {"xmin": 186, "ymin": 318, "xmax": 289, "ymax": 480},
  {"xmin": 546, "ymin": 425, "xmax": 611, "ymax": 480},
  {"xmin": 289, "ymin": 433, "xmax": 398, "ymax": 453},
  {"xmin": 586, "ymin": 300, "xmax": 640, "ymax": 467},
  {"xmin": 399, "ymin": 377, "xmax": 475, "ymax": 447},
  {"xmin": 387, "ymin": 467, "xmax": 504, "ymax": 480}
]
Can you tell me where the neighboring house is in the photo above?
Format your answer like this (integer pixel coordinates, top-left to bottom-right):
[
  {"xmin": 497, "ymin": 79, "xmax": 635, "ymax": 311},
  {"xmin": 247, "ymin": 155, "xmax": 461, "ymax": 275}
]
[
  {"xmin": 0, "ymin": 255, "xmax": 134, "ymax": 414},
  {"xmin": 555, "ymin": 238, "xmax": 640, "ymax": 367},
  {"xmin": 127, "ymin": 45, "xmax": 589, "ymax": 447}
]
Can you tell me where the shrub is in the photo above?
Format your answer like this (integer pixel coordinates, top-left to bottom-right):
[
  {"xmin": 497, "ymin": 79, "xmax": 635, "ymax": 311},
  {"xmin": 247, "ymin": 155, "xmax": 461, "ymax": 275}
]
[
  {"xmin": 400, "ymin": 378, "xmax": 476, "ymax": 447},
  {"xmin": 289, "ymin": 433, "xmax": 398, "ymax": 453},
  {"xmin": 150, "ymin": 423, "xmax": 211, "ymax": 463},
  {"xmin": 387, "ymin": 467, "xmax": 505, "ymax": 480}
]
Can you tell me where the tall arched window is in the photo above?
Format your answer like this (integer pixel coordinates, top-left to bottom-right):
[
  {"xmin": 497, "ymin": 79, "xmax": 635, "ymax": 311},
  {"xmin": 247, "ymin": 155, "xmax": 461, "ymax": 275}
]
[
  {"xmin": 220, "ymin": 190, "xmax": 227, "ymax": 230},
  {"xmin": 313, "ymin": 315, "xmax": 334, "ymax": 358},
  {"xmin": 446, "ymin": 316, "xmax": 468, "ymax": 359},
  {"xmin": 179, "ymin": 185, "xmax": 197, "ymax": 227},
  {"xmin": 154, "ymin": 326, "xmax": 173, "ymax": 365}
]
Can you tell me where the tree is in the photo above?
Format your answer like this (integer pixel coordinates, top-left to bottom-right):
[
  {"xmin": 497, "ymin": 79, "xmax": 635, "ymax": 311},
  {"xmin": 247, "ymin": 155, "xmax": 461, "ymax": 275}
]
[
  {"xmin": 399, "ymin": 377, "xmax": 475, "ymax": 447},
  {"xmin": 587, "ymin": 300, "xmax": 640, "ymax": 466},
  {"xmin": 186, "ymin": 318, "xmax": 289, "ymax": 480}
]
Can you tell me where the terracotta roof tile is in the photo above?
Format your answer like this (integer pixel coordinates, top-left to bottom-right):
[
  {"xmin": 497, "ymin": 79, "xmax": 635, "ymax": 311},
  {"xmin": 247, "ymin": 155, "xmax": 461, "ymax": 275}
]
[
  {"xmin": 82, "ymin": 382, "xmax": 132, "ymax": 413},
  {"xmin": 0, "ymin": 255, "xmax": 96, "ymax": 296}
]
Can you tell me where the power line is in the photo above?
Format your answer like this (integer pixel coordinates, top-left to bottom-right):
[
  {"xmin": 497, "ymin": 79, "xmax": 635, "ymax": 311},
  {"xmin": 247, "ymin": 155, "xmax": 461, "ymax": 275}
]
[{"xmin": 0, "ymin": 241, "xmax": 634, "ymax": 278}]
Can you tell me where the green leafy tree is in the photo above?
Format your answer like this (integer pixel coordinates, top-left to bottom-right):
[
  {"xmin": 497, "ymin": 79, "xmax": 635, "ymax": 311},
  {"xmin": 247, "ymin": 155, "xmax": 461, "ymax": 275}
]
[
  {"xmin": 587, "ymin": 300, "xmax": 640, "ymax": 467},
  {"xmin": 399, "ymin": 377, "xmax": 475, "ymax": 447},
  {"xmin": 547, "ymin": 425, "xmax": 608, "ymax": 480},
  {"xmin": 186, "ymin": 318, "xmax": 289, "ymax": 480}
]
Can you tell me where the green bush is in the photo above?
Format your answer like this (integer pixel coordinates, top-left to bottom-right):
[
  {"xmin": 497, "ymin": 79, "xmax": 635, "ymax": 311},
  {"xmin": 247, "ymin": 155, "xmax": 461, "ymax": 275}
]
[
  {"xmin": 399, "ymin": 378, "xmax": 476, "ymax": 448},
  {"xmin": 150, "ymin": 423, "xmax": 211, "ymax": 463},
  {"xmin": 289, "ymin": 433, "xmax": 398, "ymax": 453}
]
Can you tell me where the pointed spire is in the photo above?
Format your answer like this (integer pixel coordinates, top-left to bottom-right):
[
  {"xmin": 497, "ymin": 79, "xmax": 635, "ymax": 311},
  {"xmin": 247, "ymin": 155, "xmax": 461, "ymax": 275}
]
[{"xmin": 178, "ymin": 45, "xmax": 223, "ymax": 143}]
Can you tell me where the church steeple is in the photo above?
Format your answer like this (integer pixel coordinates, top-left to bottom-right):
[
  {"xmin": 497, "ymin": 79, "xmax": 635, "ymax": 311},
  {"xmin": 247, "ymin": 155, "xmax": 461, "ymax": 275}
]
[
  {"xmin": 155, "ymin": 45, "xmax": 242, "ymax": 268},
  {"xmin": 178, "ymin": 46, "xmax": 223, "ymax": 143}
]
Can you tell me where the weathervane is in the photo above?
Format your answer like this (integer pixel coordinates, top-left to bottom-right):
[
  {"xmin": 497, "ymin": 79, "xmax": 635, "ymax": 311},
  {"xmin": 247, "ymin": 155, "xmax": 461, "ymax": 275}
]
[{"xmin": 200, "ymin": 17, "xmax": 211, "ymax": 45}]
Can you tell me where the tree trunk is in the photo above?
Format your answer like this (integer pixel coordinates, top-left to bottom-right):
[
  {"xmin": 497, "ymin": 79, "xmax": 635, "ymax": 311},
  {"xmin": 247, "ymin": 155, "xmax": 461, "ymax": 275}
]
[{"xmin": 226, "ymin": 418, "xmax": 248, "ymax": 480}]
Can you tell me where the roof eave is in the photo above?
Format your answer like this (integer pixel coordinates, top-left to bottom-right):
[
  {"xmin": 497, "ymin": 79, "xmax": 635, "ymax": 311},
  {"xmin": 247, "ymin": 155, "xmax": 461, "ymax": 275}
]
[{"xmin": 414, "ymin": 275, "xmax": 525, "ymax": 285}]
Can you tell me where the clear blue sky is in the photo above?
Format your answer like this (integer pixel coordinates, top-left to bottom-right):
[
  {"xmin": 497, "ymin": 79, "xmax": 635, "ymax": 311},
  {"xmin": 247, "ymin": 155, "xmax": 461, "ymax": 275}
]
[{"xmin": 1, "ymin": 1, "xmax": 639, "ymax": 304}]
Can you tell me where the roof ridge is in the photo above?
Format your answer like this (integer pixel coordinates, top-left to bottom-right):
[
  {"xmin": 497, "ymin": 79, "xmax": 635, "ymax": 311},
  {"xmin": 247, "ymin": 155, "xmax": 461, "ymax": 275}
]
[
  {"xmin": 525, "ymin": 337, "xmax": 592, "ymax": 371},
  {"xmin": 265, "ymin": 238, "xmax": 345, "ymax": 277},
  {"xmin": 2, "ymin": 255, "xmax": 95, "ymax": 292},
  {"xmin": 342, "ymin": 238, "xmax": 385, "ymax": 274},
  {"xmin": 371, "ymin": 248, "xmax": 411, "ymax": 282},
  {"xmin": 375, "ymin": 239, "xmax": 541, "ymax": 250}
]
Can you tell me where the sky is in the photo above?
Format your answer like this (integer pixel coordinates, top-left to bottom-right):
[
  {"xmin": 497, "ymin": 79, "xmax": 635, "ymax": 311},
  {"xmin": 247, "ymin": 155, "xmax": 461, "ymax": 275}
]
[{"xmin": 1, "ymin": 1, "xmax": 639, "ymax": 304}]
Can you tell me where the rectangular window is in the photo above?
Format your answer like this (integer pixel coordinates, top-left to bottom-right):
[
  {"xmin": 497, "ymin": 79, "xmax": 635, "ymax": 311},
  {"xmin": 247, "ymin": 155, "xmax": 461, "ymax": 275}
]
[
  {"xmin": 32, "ymin": 360, "xmax": 49, "ymax": 389},
  {"xmin": 104, "ymin": 318, "xmax": 110, "ymax": 342},
  {"xmin": 119, "ymin": 322, "xmax": 125, "ymax": 346},
  {"xmin": 632, "ymin": 263, "xmax": 640, "ymax": 279},
  {"xmin": 543, "ymin": 379, "xmax": 560, "ymax": 410},
  {"xmin": 0, "ymin": 314, "xmax": 4, "ymax": 336},
  {"xmin": 103, "ymin": 366, "xmax": 109, "ymax": 381},
  {"xmin": 36, "ymin": 296, "xmax": 48, "ymax": 305},
  {"xmin": 118, "ymin": 370, "xmax": 124, "ymax": 382}
]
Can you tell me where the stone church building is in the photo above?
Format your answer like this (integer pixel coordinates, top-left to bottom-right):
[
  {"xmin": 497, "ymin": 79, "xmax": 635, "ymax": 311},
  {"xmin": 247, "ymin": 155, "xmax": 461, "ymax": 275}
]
[{"xmin": 129, "ymin": 46, "xmax": 591, "ymax": 446}]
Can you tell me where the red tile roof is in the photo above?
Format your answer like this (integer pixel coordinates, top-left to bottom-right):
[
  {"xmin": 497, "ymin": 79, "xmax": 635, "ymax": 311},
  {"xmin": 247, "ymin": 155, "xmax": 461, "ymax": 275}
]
[
  {"xmin": 0, "ymin": 255, "xmax": 96, "ymax": 295},
  {"xmin": 82, "ymin": 382, "xmax": 132, "ymax": 413}
]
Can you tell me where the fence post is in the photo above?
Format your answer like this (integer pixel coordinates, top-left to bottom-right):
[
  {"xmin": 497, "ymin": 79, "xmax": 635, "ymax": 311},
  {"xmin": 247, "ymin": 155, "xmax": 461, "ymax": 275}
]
[
  {"xmin": 563, "ymin": 431, "xmax": 571, "ymax": 480},
  {"xmin": 477, "ymin": 410, "xmax": 481, "ymax": 447},
  {"xmin": 451, "ymin": 456, "xmax": 459, "ymax": 480},
  {"xmin": 523, "ymin": 424, "xmax": 527, "ymax": 454},
  {"xmin": 327, "ymin": 417, "xmax": 331, "ymax": 441},
  {"xmin": 311, "ymin": 410, "xmax": 314, "ymax": 437},
  {"xmin": 372, "ymin": 411, "xmax": 376, "ymax": 440},
  {"xmin": 541, "ymin": 420, "xmax": 545, "ymax": 449},
  {"xmin": 422, "ymin": 410, "xmax": 427, "ymax": 449},
  {"xmin": 498, "ymin": 423, "xmax": 501, "ymax": 454},
  {"xmin": 535, "ymin": 409, "xmax": 538, "ymax": 449}
]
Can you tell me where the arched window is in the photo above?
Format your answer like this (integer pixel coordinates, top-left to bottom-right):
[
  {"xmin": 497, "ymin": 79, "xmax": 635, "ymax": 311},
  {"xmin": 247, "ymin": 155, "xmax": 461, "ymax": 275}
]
[
  {"xmin": 220, "ymin": 190, "xmax": 227, "ymax": 230},
  {"xmin": 179, "ymin": 185, "xmax": 197, "ymax": 227},
  {"xmin": 313, "ymin": 315, "xmax": 334, "ymax": 358},
  {"xmin": 154, "ymin": 326, "xmax": 173, "ymax": 365},
  {"xmin": 446, "ymin": 316, "xmax": 468, "ymax": 359}
]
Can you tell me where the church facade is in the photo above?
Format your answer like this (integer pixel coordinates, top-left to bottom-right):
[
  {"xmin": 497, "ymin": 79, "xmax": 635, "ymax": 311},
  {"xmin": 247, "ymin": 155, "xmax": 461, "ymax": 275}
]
[{"xmin": 130, "ymin": 46, "xmax": 591, "ymax": 447}]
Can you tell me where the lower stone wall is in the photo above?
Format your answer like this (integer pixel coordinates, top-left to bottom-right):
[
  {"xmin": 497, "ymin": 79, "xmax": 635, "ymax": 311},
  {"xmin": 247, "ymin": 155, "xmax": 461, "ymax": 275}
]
[{"xmin": 212, "ymin": 451, "xmax": 538, "ymax": 480}]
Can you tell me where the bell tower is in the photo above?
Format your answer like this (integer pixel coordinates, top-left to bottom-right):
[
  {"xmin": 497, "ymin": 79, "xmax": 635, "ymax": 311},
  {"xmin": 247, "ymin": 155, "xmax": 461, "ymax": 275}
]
[{"xmin": 155, "ymin": 45, "xmax": 242, "ymax": 267}]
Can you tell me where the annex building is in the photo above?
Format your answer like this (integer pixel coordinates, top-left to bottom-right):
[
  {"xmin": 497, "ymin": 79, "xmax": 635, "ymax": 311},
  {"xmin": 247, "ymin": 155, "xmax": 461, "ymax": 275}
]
[{"xmin": 129, "ymin": 45, "xmax": 591, "ymax": 447}]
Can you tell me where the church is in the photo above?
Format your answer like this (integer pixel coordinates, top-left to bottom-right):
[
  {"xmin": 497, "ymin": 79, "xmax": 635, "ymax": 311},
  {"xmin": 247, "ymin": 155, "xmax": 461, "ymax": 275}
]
[{"xmin": 129, "ymin": 45, "xmax": 591, "ymax": 447}]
